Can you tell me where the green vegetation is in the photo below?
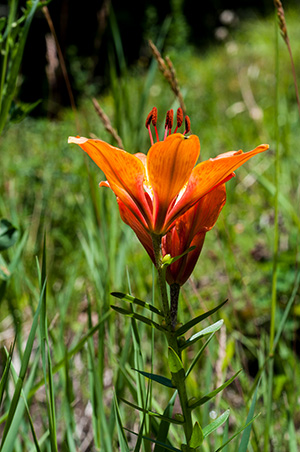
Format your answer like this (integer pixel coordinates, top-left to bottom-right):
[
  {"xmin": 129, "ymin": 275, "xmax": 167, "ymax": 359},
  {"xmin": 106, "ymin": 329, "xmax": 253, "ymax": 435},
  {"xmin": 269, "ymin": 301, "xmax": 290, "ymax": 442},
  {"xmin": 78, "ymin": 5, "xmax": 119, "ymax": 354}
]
[{"xmin": 0, "ymin": 7, "xmax": 299, "ymax": 451}]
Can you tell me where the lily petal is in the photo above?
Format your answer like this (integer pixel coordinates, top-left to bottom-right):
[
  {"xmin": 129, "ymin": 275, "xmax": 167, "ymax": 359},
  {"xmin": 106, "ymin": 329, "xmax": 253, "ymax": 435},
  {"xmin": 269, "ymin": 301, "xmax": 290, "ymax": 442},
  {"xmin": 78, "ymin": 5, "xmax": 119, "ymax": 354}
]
[
  {"xmin": 147, "ymin": 133, "xmax": 200, "ymax": 233},
  {"xmin": 117, "ymin": 199, "xmax": 154, "ymax": 262},
  {"xmin": 68, "ymin": 136, "xmax": 152, "ymax": 229},
  {"xmin": 163, "ymin": 184, "xmax": 226, "ymax": 286},
  {"xmin": 165, "ymin": 144, "xmax": 268, "ymax": 230}
]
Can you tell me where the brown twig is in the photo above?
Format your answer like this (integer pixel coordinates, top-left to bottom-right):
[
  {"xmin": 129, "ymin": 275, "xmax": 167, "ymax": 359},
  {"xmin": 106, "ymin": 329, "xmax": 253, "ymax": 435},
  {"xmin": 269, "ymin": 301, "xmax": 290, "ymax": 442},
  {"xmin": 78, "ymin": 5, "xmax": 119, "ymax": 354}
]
[
  {"xmin": 274, "ymin": 0, "xmax": 300, "ymax": 119},
  {"xmin": 148, "ymin": 40, "xmax": 186, "ymax": 115},
  {"xmin": 92, "ymin": 98, "xmax": 124, "ymax": 149}
]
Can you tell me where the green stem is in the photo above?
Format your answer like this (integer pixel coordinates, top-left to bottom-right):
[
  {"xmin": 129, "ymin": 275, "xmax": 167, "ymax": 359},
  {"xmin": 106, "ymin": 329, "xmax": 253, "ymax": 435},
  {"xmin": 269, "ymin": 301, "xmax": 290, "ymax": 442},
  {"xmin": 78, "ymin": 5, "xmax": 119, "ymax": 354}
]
[
  {"xmin": 170, "ymin": 283, "xmax": 180, "ymax": 329},
  {"xmin": 151, "ymin": 234, "xmax": 194, "ymax": 449}
]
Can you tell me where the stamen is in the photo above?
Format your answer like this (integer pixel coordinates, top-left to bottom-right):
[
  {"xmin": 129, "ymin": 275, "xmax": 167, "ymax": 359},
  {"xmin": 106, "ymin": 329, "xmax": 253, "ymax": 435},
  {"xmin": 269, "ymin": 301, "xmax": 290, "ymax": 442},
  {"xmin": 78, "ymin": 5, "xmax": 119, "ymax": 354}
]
[
  {"xmin": 151, "ymin": 107, "xmax": 160, "ymax": 142},
  {"xmin": 164, "ymin": 109, "xmax": 174, "ymax": 140},
  {"xmin": 145, "ymin": 107, "xmax": 157, "ymax": 145},
  {"xmin": 174, "ymin": 108, "xmax": 183, "ymax": 133},
  {"xmin": 183, "ymin": 115, "xmax": 191, "ymax": 135}
]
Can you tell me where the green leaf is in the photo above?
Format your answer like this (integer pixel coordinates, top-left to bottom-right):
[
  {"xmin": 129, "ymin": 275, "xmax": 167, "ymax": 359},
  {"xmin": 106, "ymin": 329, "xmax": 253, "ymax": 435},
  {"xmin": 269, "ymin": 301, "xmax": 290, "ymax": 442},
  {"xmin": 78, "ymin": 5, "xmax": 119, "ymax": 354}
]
[
  {"xmin": 114, "ymin": 394, "xmax": 130, "ymax": 452},
  {"xmin": 203, "ymin": 410, "xmax": 230, "ymax": 438},
  {"xmin": 0, "ymin": 279, "xmax": 46, "ymax": 449},
  {"xmin": 238, "ymin": 380, "xmax": 260, "ymax": 452},
  {"xmin": 124, "ymin": 428, "xmax": 182, "ymax": 452},
  {"xmin": 154, "ymin": 392, "xmax": 177, "ymax": 452},
  {"xmin": 9, "ymin": 99, "xmax": 41, "ymax": 124},
  {"xmin": 111, "ymin": 292, "xmax": 163, "ymax": 316},
  {"xmin": 180, "ymin": 320, "xmax": 224, "ymax": 350},
  {"xmin": 111, "ymin": 305, "xmax": 165, "ymax": 331},
  {"xmin": 168, "ymin": 347, "xmax": 184, "ymax": 373},
  {"xmin": 189, "ymin": 370, "xmax": 242, "ymax": 410},
  {"xmin": 189, "ymin": 421, "xmax": 204, "ymax": 448},
  {"xmin": 0, "ymin": 219, "xmax": 18, "ymax": 251},
  {"xmin": 214, "ymin": 414, "xmax": 260, "ymax": 452},
  {"xmin": 186, "ymin": 333, "xmax": 215, "ymax": 378},
  {"xmin": 175, "ymin": 300, "xmax": 228, "ymax": 337},
  {"xmin": 132, "ymin": 369, "xmax": 175, "ymax": 388},
  {"xmin": 119, "ymin": 398, "xmax": 184, "ymax": 425}
]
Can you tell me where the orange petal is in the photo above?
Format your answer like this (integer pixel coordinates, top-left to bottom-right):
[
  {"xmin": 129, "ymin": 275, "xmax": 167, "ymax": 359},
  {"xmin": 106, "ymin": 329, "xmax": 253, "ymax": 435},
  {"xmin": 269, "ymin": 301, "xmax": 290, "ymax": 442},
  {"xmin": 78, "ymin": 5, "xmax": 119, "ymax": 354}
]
[
  {"xmin": 68, "ymin": 136, "xmax": 152, "ymax": 229},
  {"xmin": 147, "ymin": 133, "xmax": 200, "ymax": 233},
  {"xmin": 166, "ymin": 144, "xmax": 268, "ymax": 229},
  {"xmin": 118, "ymin": 199, "xmax": 155, "ymax": 262}
]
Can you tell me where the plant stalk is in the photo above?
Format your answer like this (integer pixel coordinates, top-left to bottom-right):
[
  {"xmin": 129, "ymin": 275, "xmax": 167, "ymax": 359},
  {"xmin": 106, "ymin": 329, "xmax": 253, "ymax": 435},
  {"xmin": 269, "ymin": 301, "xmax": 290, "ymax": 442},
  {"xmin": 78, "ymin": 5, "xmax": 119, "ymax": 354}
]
[{"xmin": 151, "ymin": 233, "xmax": 194, "ymax": 449}]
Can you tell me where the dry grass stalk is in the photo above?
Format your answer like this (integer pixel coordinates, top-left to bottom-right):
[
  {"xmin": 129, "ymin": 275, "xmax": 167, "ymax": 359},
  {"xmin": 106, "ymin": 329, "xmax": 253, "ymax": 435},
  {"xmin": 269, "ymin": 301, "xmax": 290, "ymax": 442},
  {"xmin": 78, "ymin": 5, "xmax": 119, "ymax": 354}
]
[
  {"xmin": 148, "ymin": 40, "xmax": 186, "ymax": 115},
  {"xmin": 92, "ymin": 98, "xmax": 124, "ymax": 149},
  {"xmin": 274, "ymin": 0, "xmax": 300, "ymax": 118}
]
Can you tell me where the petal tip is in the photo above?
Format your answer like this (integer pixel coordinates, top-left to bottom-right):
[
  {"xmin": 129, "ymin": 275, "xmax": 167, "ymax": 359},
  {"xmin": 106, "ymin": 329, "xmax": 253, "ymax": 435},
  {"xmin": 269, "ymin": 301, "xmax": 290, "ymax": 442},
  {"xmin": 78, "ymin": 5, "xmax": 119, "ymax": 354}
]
[{"xmin": 68, "ymin": 136, "xmax": 88, "ymax": 144}]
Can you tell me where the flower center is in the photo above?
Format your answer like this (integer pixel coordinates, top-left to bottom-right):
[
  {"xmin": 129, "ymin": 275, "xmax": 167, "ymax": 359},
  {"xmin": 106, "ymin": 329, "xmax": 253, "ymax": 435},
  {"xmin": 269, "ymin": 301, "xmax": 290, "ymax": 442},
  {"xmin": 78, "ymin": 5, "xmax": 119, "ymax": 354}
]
[{"xmin": 145, "ymin": 107, "xmax": 191, "ymax": 145}]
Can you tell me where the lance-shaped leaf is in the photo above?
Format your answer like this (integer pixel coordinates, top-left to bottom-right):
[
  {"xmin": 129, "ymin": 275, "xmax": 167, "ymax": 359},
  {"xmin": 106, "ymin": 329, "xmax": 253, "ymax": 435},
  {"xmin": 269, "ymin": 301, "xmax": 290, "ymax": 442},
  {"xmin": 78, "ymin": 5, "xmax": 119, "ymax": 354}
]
[
  {"xmin": 119, "ymin": 397, "xmax": 184, "ymax": 424},
  {"xmin": 180, "ymin": 320, "xmax": 224, "ymax": 350},
  {"xmin": 189, "ymin": 421, "xmax": 204, "ymax": 448},
  {"xmin": 175, "ymin": 299, "xmax": 228, "ymax": 337},
  {"xmin": 114, "ymin": 394, "xmax": 130, "ymax": 451},
  {"xmin": 215, "ymin": 414, "xmax": 260, "ymax": 452},
  {"xmin": 111, "ymin": 305, "xmax": 165, "ymax": 331},
  {"xmin": 168, "ymin": 347, "xmax": 184, "ymax": 374},
  {"xmin": 111, "ymin": 292, "xmax": 163, "ymax": 316},
  {"xmin": 202, "ymin": 409, "xmax": 230, "ymax": 438},
  {"xmin": 132, "ymin": 369, "xmax": 175, "ymax": 388},
  {"xmin": 238, "ymin": 380, "xmax": 260, "ymax": 452},
  {"xmin": 186, "ymin": 333, "xmax": 215, "ymax": 378},
  {"xmin": 188, "ymin": 369, "xmax": 242, "ymax": 410},
  {"xmin": 124, "ymin": 427, "xmax": 182, "ymax": 452}
]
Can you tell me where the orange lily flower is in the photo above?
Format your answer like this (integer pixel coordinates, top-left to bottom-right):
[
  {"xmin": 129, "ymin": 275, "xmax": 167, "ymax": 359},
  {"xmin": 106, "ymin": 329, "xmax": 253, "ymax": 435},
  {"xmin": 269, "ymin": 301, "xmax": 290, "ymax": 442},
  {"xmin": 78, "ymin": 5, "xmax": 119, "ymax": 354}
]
[
  {"xmin": 162, "ymin": 184, "xmax": 226, "ymax": 286},
  {"xmin": 68, "ymin": 108, "xmax": 268, "ymax": 237},
  {"xmin": 117, "ymin": 183, "xmax": 226, "ymax": 286}
]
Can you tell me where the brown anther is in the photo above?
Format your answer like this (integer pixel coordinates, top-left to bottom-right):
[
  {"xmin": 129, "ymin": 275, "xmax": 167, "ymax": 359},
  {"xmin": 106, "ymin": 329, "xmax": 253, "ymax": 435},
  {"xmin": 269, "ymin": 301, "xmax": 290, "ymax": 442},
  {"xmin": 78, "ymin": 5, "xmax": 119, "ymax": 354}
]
[
  {"xmin": 176, "ymin": 108, "xmax": 183, "ymax": 128},
  {"xmin": 184, "ymin": 115, "xmax": 191, "ymax": 134},
  {"xmin": 165, "ymin": 109, "xmax": 174, "ymax": 130},
  {"xmin": 145, "ymin": 107, "xmax": 158, "ymax": 128},
  {"xmin": 145, "ymin": 110, "xmax": 153, "ymax": 128},
  {"xmin": 151, "ymin": 106, "xmax": 158, "ymax": 126}
]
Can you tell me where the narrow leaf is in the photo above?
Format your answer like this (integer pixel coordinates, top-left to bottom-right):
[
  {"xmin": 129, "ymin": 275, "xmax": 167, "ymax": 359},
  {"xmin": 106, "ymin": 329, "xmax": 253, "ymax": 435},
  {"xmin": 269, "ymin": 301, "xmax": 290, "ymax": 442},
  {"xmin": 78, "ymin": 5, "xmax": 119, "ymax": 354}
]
[
  {"xmin": 180, "ymin": 320, "xmax": 224, "ymax": 350},
  {"xmin": 119, "ymin": 398, "xmax": 184, "ymax": 425},
  {"xmin": 111, "ymin": 305, "xmax": 165, "ymax": 331},
  {"xmin": 111, "ymin": 292, "xmax": 163, "ymax": 316},
  {"xmin": 189, "ymin": 370, "xmax": 242, "ymax": 410},
  {"xmin": 132, "ymin": 369, "xmax": 175, "ymax": 388},
  {"xmin": 203, "ymin": 410, "xmax": 230, "ymax": 438},
  {"xmin": 175, "ymin": 300, "xmax": 228, "ymax": 337},
  {"xmin": 124, "ymin": 428, "xmax": 182, "ymax": 452},
  {"xmin": 114, "ymin": 394, "xmax": 130, "ymax": 451},
  {"xmin": 214, "ymin": 414, "xmax": 260, "ymax": 452},
  {"xmin": 238, "ymin": 380, "xmax": 260, "ymax": 452}
]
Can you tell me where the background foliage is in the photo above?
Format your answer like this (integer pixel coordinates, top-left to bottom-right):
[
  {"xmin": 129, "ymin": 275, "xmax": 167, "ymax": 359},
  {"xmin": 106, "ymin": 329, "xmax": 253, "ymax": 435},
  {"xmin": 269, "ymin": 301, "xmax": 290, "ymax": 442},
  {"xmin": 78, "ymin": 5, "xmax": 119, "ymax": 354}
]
[{"xmin": 0, "ymin": 1, "xmax": 300, "ymax": 451}]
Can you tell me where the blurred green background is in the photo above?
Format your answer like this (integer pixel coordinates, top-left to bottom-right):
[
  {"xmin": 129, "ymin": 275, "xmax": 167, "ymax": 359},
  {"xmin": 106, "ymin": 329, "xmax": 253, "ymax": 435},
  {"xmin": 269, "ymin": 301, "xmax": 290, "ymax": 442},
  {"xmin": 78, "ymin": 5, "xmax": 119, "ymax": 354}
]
[{"xmin": 0, "ymin": 1, "xmax": 300, "ymax": 450}]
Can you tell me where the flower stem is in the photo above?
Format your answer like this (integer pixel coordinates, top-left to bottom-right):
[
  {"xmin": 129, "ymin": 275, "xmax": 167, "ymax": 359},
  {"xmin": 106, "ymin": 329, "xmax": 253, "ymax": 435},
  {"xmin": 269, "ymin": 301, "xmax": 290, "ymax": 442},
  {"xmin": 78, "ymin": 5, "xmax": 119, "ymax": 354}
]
[
  {"xmin": 151, "ymin": 234, "xmax": 194, "ymax": 449},
  {"xmin": 170, "ymin": 283, "xmax": 180, "ymax": 329}
]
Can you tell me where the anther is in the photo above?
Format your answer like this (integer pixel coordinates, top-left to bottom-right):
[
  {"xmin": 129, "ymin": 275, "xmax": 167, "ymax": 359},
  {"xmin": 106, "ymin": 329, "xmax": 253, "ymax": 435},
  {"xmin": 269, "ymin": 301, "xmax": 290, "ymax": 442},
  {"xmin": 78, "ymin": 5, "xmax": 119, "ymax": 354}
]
[
  {"xmin": 174, "ymin": 108, "xmax": 183, "ymax": 133},
  {"xmin": 183, "ymin": 115, "xmax": 191, "ymax": 135},
  {"xmin": 164, "ymin": 109, "xmax": 174, "ymax": 140},
  {"xmin": 145, "ymin": 107, "xmax": 159, "ymax": 145}
]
